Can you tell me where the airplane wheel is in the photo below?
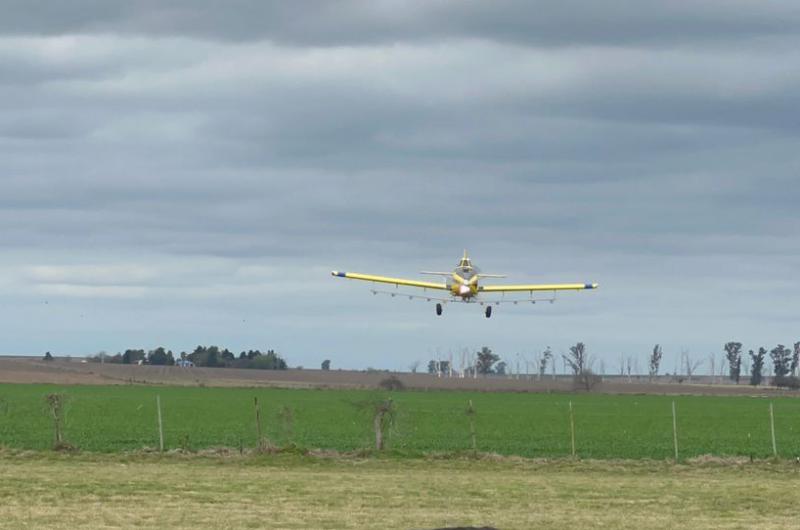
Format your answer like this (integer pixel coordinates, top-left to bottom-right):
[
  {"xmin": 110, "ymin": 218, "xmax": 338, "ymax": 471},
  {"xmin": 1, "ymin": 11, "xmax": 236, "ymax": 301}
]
[
  {"xmin": 436, "ymin": 303, "xmax": 443, "ymax": 316},
  {"xmin": 485, "ymin": 305, "xmax": 492, "ymax": 318}
]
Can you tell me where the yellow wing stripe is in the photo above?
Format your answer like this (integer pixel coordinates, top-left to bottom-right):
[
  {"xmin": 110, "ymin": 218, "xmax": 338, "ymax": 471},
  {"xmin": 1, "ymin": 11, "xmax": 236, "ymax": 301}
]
[
  {"xmin": 332, "ymin": 271, "xmax": 448, "ymax": 290},
  {"xmin": 480, "ymin": 283, "xmax": 598, "ymax": 293}
]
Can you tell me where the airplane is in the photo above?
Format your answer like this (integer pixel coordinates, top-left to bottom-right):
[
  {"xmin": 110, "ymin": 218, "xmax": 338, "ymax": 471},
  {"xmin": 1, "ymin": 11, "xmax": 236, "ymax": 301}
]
[{"xmin": 331, "ymin": 250, "xmax": 598, "ymax": 318}]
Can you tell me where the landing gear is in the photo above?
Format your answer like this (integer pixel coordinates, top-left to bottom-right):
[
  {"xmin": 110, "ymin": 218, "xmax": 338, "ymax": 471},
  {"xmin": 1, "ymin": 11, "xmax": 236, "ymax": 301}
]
[
  {"xmin": 485, "ymin": 305, "xmax": 492, "ymax": 318},
  {"xmin": 436, "ymin": 303, "xmax": 443, "ymax": 316}
]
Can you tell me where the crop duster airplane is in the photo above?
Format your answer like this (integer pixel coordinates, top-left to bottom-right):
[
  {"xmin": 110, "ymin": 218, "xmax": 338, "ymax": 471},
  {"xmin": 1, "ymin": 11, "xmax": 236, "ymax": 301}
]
[{"xmin": 331, "ymin": 251, "xmax": 598, "ymax": 318}]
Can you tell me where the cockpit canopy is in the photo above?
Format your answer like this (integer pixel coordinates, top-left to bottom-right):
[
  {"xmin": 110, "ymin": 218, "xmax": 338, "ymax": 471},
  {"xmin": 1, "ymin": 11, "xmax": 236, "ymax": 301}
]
[{"xmin": 456, "ymin": 252, "xmax": 479, "ymax": 278}]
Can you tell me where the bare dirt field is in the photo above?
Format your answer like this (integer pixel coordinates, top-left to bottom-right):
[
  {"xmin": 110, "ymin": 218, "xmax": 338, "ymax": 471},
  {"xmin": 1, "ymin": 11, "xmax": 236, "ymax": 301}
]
[
  {"xmin": 0, "ymin": 356, "xmax": 792, "ymax": 396},
  {"xmin": 0, "ymin": 451, "xmax": 798, "ymax": 529}
]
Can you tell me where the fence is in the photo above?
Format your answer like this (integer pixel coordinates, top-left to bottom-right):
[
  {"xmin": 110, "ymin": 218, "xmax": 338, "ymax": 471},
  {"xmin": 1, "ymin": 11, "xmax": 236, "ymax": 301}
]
[{"xmin": 0, "ymin": 385, "xmax": 798, "ymax": 459}]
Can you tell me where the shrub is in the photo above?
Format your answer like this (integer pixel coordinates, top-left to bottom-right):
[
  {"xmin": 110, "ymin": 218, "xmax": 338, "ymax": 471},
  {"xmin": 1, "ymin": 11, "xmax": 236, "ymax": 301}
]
[
  {"xmin": 378, "ymin": 376, "xmax": 405, "ymax": 391},
  {"xmin": 772, "ymin": 375, "xmax": 800, "ymax": 390},
  {"xmin": 573, "ymin": 370, "xmax": 602, "ymax": 392}
]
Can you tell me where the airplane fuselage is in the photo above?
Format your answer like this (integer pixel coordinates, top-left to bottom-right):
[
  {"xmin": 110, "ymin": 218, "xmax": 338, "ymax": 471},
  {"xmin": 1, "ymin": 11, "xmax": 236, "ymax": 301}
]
[{"xmin": 450, "ymin": 267, "xmax": 479, "ymax": 299}]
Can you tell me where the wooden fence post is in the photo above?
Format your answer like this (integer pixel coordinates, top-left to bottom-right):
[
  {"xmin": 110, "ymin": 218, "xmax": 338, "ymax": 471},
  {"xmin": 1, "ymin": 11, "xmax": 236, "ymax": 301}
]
[
  {"xmin": 467, "ymin": 400, "xmax": 477, "ymax": 454},
  {"xmin": 769, "ymin": 402, "xmax": 777, "ymax": 458},
  {"xmin": 156, "ymin": 395, "xmax": 164, "ymax": 452},
  {"xmin": 569, "ymin": 401, "xmax": 576, "ymax": 458},
  {"xmin": 254, "ymin": 396, "xmax": 265, "ymax": 450},
  {"xmin": 671, "ymin": 401, "xmax": 678, "ymax": 462}
]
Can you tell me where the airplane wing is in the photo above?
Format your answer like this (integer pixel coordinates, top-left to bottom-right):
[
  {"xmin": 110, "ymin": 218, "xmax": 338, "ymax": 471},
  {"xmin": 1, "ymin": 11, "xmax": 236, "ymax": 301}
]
[
  {"xmin": 331, "ymin": 271, "xmax": 449, "ymax": 290},
  {"xmin": 480, "ymin": 282, "xmax": 598, "ymax": 293}
]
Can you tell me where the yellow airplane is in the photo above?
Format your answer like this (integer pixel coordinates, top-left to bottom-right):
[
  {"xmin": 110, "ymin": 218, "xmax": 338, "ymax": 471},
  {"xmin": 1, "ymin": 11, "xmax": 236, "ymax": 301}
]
[{"xmin": 332, "ymin": 251, "xmax": 598, "ymax": 318}]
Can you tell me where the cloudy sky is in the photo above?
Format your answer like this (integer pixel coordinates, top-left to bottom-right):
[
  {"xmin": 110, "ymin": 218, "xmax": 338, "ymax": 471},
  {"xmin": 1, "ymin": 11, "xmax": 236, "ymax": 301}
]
[{"xmin": 1, "ymin": 1, "xmax": 799, "ymax": 372}]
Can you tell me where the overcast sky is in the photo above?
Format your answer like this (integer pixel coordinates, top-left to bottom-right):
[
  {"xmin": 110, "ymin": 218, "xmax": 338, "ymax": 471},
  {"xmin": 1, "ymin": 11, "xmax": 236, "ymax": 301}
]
[{"xmin": 1, "ymin": 1, "xmax": 799, "ymax": 372}]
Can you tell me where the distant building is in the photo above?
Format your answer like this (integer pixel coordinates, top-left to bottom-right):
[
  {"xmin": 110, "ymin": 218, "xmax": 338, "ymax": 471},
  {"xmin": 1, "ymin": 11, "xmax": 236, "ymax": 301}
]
[{"xmin": 176, "ymin": 359, "xmax": 194, "ymax": 368}]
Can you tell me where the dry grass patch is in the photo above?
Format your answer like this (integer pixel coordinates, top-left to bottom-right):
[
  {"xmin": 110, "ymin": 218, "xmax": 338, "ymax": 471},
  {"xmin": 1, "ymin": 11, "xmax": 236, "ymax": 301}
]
[{"xmin": 0, "ymin": 453, "xmax": 798, "ymax": 529}]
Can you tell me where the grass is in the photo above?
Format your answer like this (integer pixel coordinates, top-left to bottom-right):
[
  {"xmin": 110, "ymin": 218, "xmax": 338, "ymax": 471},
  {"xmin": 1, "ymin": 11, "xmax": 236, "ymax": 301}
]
[
  {"xmin": 0, "ymin": 451, "xmax": 798, "ymax": 529},
  {"xmin": 0, "ymin": 383, "xmax": 799, "ymax": 458}
]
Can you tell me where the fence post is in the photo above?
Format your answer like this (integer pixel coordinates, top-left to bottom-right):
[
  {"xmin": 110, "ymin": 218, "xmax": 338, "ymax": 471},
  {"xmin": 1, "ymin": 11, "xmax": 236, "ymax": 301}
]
[
  {"xmin": 671, "ymin": 401, "xmax": 678, "ymax": 462},
  {"xmin": 254, "ymin": 396, "xmax": 264, "ymax": 450},
  {"xmin": 467, "ymin": 400, "xmax": 477, "ymax": 454},
  {"xmin": 156, "ymin": 395, "xmax": 164, "ymax": 452},
  {"xmin": 569, "ymin": 401, "xmax": 576, "ymax": 458},
  {"xmin": 769, "ymin": 402, "xmax": 777, "ymax": 458}
]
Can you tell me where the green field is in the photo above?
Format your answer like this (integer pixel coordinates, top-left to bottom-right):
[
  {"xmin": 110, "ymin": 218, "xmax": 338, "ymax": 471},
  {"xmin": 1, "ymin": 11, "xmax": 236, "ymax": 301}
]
[{"xmin": 1, "ymin": 383, "xmax": 799, "ymax": 459}]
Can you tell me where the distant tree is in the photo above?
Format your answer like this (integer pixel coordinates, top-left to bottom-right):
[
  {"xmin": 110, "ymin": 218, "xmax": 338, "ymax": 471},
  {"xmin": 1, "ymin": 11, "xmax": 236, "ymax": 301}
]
[
  {"xmin": 147, "ymin": 347, "xmax": 169, "ymax": 365},
  {"xmin": 107, "ymin": 353, "xmax": 123, "ymax": 364},
  {"xmin": 681, "ymin": 350, "xmax": 702, "ymax": 383},
  {"xmin": 769, "ymin": 344, "xmax": 792, "ymax": 378},
  {"xmin": 43, "ymin": 351, "xmax": 54, "ymax": 361},
  {"xmin": 427, "ymin": 360, "xmax": 437, "ymax": 374},
  {"xmin": 249, "ymin": 349, "xmax": 287, "ymax": 370},
  {"xmin": 724, "ymin": 342, "xmax": 743, "ymax": 384},
  {"xmin": 476, "ymin": 347, "xmax": 499, "ymax": 375},
  {"xmin": 122, "ymin": 349, "xmax": 146, "ymax": 365},
  {"xmin": 206, "ymin": 346, "xmax": 221, "ymax": 367},
  {"xmin": 495, "ymin": 361, "xmax": 507, "ymax": 376},
  {"xmin": 220, "ymin": 349, "xmax": 235, "ymax": 363},
  {"xmin": 408, "ymin": 360, "xmax": 420, "ymax": 374},
  {"xmin": 749, "ymin": 348, "xmax": 767, "ymax": 386},
  {"xmin": 563, "ymin": 342, "xmax": 590, "ymax": 376},
  {"xmin": 439, "ymin": 360, "xmax": 450, "ymax": 375},
  {"xmin": 792, "ymin": 342, "xmax": 800, "ymax": 377},
  {"xmin": 238, "ymin": 351, "xmax": 247, "ymax": 360},
  {"xmin": 649, "ymin": 344, "xmax": 663, "ymax": 382},
  {"xmin": 321, "ymin": 359, "xmax": 331, "ymax": 370},
  {"xmin": 538, "ymin": 347, "xmax": 551, "ymax": 379}
]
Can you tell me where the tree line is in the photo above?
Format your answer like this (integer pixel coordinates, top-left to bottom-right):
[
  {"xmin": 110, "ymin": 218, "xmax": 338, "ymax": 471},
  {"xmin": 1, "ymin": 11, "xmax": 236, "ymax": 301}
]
[
  {"xmin": 84, "ymin": 345, "xmax": 288, "ymax": 370},
  {"xmin": 717, "ymin": 342, "xmax": 800, "ymax": 387},
  {"xmin": 423, "ymin": 341, "xmax": 800, "ymax": 390}
]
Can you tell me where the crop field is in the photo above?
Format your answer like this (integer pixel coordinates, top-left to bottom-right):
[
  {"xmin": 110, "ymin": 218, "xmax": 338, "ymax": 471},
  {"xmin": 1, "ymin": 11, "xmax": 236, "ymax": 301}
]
[{"xmin": 1, "ymin": 383, "xmax": 799, "ymax": 459}]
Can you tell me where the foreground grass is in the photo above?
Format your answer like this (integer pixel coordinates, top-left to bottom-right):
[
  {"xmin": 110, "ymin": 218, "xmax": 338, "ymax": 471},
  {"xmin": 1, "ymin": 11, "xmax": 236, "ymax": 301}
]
[{"xmin": 0, "ymin": 451, "xmax": 799, "ymax": 529}]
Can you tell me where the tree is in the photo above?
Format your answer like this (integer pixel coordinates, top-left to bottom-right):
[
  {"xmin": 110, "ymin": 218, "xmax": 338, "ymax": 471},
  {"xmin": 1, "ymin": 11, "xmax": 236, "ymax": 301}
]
[
  {"xmin": 220, "ymin": 349, "xmax": 235, "ymax": 363},
  {"xmin": 562, "ymin": 343, "xmax": 599, "ymax": 391},
  {"xmin": 476, "ymin": 347, "xmax": 499, "ymax": 375},
  {"xmin": 649, "ymin": 344, "xmax": 663, "ymax": 382},
  {"xmin": 43, "ymin": 351, "xmax": 54, "ymax": 361},
  {"xmin": 538, "ymin": 347, "xmax": 551, "ymax": 379},
  {"xmin": 250, "ymin": 349, "xmax": 287, "ymax": 370},
  {"xmin": 495, "ymin": 361, "xmax": 507, "ymax": 376},
  {"xmin": 792, "ymin": 342, "xmax": 800, "ymax": 377},
  {"xmin": 438, "ymin": 360, "xmax": 450, "ymax": 375},
  {"xmin": 681, "ymin": 350, "xmax": 702, "ymax": 383},
  {"xmin": 321, "ymin": 359, "xmax": 331, "ymax": 371},
  {"xmin": 122, "ymin": 349, "xmax": 145, "ymax": 365},
  {"xmin": 148, "ymin": 347, "xmax": 169, "ymax": 365},
  {"xmin": 408, "ymin": 360, "xmax": 420, "ymax": 374},
  {"xmin": 724, "ymin": 342, "xmax": 742, "ymax": 384},
  {"xmin": 770, "ymin": 344, "xmax": 792, "ymax": 377},
  {"xmin": 563, "ymin": 342, "xmax": 590, "ymax": 376},
  {"xmin": 427, "ymin": 360, "xmax": 437, "ymax": 374},
  {"xmin": 749, "ymin": 348, "xmax": 766, "ymax": 386}
]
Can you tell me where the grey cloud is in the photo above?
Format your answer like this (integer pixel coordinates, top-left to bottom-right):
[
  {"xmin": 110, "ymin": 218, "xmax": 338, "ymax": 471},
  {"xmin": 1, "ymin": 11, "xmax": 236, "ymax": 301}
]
[
  {"xmin": 1, "ymin": 5, "xmax": 799, "ymax": 367},
  {"xmin": 2, "ymin": 1, "xmax": 800, "ymax": 47}
]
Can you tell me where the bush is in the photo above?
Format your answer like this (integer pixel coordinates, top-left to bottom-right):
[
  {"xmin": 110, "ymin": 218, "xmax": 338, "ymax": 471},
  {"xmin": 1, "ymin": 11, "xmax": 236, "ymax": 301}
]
[
  {"xmin": 772, "ymin": 375, "xmax": 800, "ymax": 390},
  {"xmin": 378, "ymin": 376, "xmax": 405, "ymax": 391},
  {"xmin": 573, "ymin": 370, "xmax": 602, "ymax": 391}
]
